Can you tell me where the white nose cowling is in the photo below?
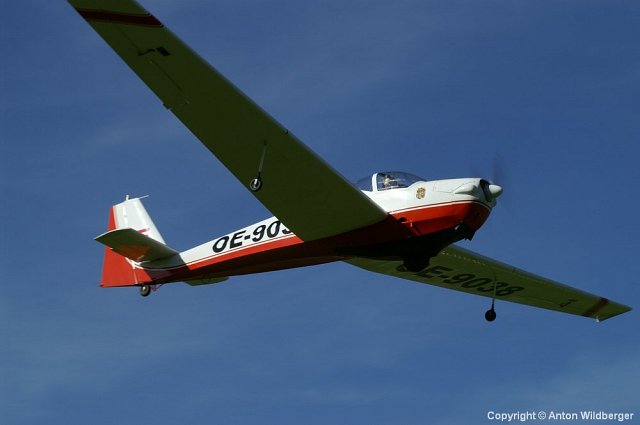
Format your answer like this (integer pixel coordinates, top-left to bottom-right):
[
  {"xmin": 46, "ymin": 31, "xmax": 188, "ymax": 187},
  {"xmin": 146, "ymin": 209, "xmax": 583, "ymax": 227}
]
[{"xmin": 488, "ymin": 184, "xmax": 503, "ymax": 199}]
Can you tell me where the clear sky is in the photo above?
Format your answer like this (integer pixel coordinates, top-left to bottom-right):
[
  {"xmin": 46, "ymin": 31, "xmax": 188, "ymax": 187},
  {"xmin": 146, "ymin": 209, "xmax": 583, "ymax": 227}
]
[{"xmin": 1, "ymin": 1, "xmax": 639, "ymax": 424}]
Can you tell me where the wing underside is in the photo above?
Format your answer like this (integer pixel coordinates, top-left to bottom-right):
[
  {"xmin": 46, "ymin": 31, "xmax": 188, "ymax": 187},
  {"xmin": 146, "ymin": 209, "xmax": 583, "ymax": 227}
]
[
  {"xmin": 69, "ymin": 0, "xmax": 388, "ymax": 241},
  {"xmin": 347, "ymin": 245, "xmax": 631, "ymax": 321}
]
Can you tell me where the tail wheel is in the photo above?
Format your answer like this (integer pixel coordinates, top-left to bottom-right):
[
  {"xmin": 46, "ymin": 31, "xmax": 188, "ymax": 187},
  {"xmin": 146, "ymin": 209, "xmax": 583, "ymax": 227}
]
[{"xmin": 140, "ymin": 285, "xmax": 151, "ymax": 297}]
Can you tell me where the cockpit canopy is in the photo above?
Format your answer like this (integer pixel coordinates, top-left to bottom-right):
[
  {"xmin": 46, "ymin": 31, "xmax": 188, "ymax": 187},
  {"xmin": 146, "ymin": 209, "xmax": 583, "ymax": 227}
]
[{"xmin": 356, "ymin": 171, "xmax": 426, "ymax": 192}]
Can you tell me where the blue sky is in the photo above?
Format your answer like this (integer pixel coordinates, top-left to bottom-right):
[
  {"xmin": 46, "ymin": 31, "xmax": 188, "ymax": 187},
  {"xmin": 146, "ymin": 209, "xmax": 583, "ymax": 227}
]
[{"xmin": 1, "ymin": 1, "xmax": 639, "ymax": 424}]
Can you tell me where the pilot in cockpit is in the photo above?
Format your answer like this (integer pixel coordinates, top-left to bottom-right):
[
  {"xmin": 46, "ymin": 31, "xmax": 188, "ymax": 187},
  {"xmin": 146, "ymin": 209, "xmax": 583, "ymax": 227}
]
[
  {"xmin": 380, "ymin": 173, "xmax": 397, "ymax": 190},
  {"xmin": 382, "ymin": 174, "xmax": 392, "ymax": 189},
  {"xmin": 358, "ymin": 171, "xmax": 424, "ymax": 192}
]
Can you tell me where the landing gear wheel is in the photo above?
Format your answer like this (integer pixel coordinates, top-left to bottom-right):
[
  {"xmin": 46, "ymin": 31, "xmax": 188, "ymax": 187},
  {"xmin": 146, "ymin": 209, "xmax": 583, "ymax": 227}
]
[
  {"xmin": 484, "ymin": 308, "xmax": 497, "ymax": 322},
  {"xmin": 249, "ymin": 177, "xmax": 262, "ymax": 192},
  {"xmin": 403, "ymin": 256, "xmax": 429, "ymax": 272},
  {"xmin": 140, "ymin": 285, "xmax": 151, "ymax": 297}
]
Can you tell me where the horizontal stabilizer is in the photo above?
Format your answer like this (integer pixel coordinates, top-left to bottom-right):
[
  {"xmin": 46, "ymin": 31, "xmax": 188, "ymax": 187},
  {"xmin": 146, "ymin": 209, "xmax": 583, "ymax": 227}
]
[{"xmin": 95, "ymin": 228, "xmax": 179, "ymax": 263}]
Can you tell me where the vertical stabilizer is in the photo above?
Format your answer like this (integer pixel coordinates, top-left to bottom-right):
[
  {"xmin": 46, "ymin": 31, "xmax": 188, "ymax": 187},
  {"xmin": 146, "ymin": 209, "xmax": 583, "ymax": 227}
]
[
  {"xmin": 98, "ymin": 197, "xmax": 160, "ymax": 287},
  {"xmin": 113, "ymin": 196, "xmax": 166, "ymax": 243}
]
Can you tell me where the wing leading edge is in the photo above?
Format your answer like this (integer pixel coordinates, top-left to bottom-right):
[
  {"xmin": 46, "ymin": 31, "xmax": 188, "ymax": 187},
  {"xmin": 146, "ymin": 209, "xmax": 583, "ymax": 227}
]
[
  {"xmin": 347, "ymin": 246, "xmax": 631, "ymax": 321},
  {"xmin": 69, "ymin": 0, "xmax": 388, "ymax": 241}
]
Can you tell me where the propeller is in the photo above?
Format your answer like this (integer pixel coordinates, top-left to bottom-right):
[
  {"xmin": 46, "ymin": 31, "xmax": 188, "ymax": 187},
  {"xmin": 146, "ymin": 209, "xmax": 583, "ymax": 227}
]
[
  {"xmin": 490, "ymin": 154, "xmax": 508, "ymax": 189},
  {"xmin": 489, "ymin": 153, "xmax": 512, "ymax": 211},
  {"xmin": 471, "ymin": 153, "xmax": 510, "ymax": 208}
]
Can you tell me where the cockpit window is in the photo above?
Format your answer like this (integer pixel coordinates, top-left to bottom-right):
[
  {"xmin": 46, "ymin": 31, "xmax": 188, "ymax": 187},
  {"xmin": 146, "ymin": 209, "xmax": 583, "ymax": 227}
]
[
  {"xmin": 355, "ymin": 171, "xmax": 425, "ymax": 192},
  {"xmin": 356, "ymin": 176, "xmax": 373, "ymax": 192},
  {"xmin": 376, "ymin": 171, "xmax": 425, "ymax": 191}
]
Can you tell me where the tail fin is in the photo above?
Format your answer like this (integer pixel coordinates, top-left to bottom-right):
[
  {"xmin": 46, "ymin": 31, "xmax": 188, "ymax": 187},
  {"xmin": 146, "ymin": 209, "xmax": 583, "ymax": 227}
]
[
  {"xmin": 96, "ymin": 197, "xmax": 168, "ymax": 287},
  {"xmin": 112, "ymin": 196, "xmax": 166, "ymax": 243}
]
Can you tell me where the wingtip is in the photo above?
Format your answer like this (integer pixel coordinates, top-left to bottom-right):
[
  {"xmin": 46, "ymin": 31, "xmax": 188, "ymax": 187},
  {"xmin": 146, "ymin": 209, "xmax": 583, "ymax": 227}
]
[
  {"xmin": 68, "ymin": 0, "xmax": 163, "ymax": 27},
  {"xmin": 594, "ymin": 303, "xmax": 632, "ymax": 322}
]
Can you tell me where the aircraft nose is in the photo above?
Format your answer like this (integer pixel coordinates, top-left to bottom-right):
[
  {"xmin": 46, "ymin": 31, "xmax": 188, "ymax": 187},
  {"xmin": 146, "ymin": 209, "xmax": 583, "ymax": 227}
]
[
  {"xmin": 448, "ymin": 179, "xmax": 503, "ymax": 204},
  {"xmin": 479, "ymin": 180, "xmax": 503, "ymax": 203},
  {"xmin": 488, "ymin": 184, "xmax": 503, "ymax": 199}
]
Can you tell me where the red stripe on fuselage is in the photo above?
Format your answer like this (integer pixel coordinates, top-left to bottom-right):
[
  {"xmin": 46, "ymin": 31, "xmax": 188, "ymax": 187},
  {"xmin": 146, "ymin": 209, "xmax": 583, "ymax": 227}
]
[
  {"xmin": 184, "ymin": 233, "xmax": 304, "ymax": 271},
  {"xmin": 391, "ymin": 200, "xmax": 490, "ymax": 236},
  {"xmin": 391, "ymin": 199, "xmax": 490, "ymax": 215},
  {"xmin": 134, "ymin": 200, "xmax": 490, "ymax": 284},
  {"xmin": 75, "ymin": 8, "xmax": 164, "ymax": 27}
]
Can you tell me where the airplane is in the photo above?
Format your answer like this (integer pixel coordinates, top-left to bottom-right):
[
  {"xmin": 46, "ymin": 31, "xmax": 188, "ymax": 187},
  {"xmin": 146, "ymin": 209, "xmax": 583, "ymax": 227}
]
[{"xmin": 69, "ymin": 0, "xmax": 631, "ymax": 322}]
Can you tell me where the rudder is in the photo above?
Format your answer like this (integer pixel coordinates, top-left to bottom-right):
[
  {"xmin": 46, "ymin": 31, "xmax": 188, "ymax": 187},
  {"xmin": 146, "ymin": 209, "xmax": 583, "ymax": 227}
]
[{"xmin": 98, "ymin": 197, "xmax": 162, "ymax": 287}]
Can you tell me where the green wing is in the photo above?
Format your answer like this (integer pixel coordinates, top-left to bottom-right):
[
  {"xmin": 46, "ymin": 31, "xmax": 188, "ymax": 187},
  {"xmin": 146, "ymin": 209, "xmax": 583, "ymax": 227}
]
[
  {"xmin": 69, "ymin": 0, "xmax": 387, "ymax": 241},
  {"xmin": 347, "ymin": 245, "xmax": 631, "ymax": 321}
]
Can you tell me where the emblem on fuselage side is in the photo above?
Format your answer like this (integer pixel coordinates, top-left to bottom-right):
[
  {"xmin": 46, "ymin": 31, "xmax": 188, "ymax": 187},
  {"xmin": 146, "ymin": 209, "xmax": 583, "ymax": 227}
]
[{"xmin": 416, "ymin": 187, "xmax": 426, "ymax": 199}]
